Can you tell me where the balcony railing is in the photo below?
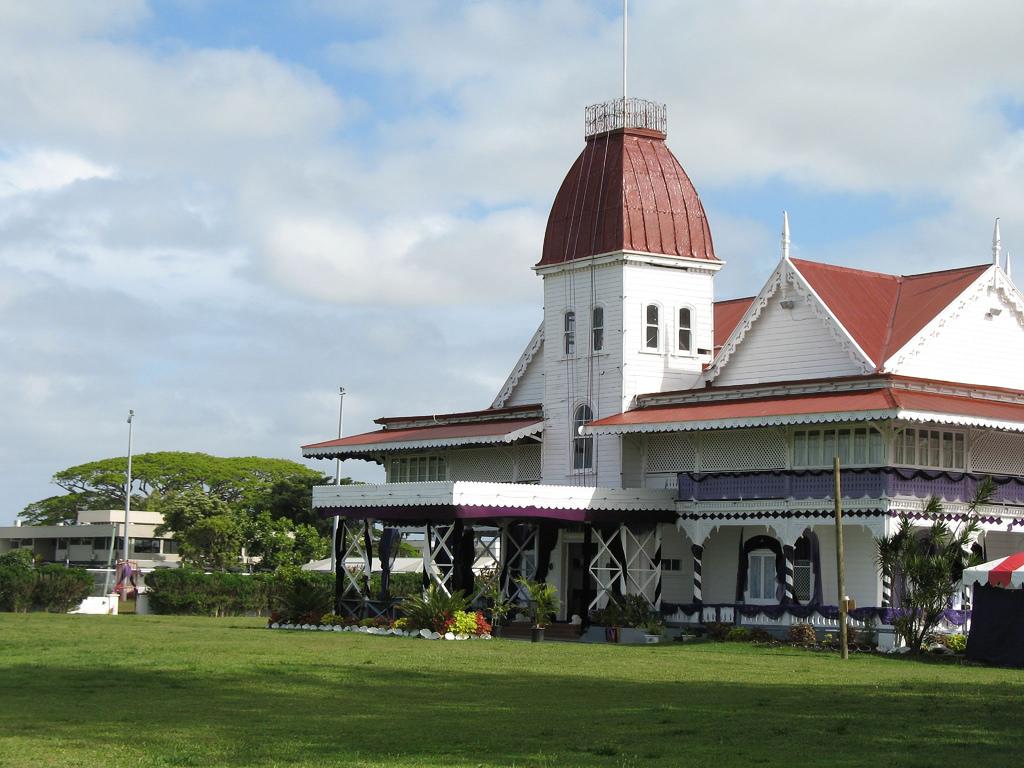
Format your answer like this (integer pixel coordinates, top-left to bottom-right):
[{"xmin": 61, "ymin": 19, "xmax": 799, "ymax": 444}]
[
  {"xmin": 585, "ymin": 97, "xmax": 667, "ymax": 138},
  {"xmin": 677, "ymin": 468, "xmax": 1024, "ymax": 506}
]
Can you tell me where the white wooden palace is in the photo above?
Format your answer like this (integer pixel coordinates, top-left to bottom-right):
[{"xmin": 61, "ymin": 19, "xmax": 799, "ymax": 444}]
[{"xmin": 303, "ymin": 97, "xmax": 1024, "ymax": 635}]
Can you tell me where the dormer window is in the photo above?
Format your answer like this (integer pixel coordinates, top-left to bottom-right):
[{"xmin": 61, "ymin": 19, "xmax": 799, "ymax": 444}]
[
  {"xmin": 563, "ymin": 311, "xmax": 576, "ymax": 355},
  {"xmin": 592, "ymin": 306, "xmax": 604, "ymax": 352},
  {"xmin": 644, "ymin": 304, "xmax": 660, "ymax": 350},
  {"xmin": 678, "ymin": 307, "xmax": 693, "ymax": 353}
]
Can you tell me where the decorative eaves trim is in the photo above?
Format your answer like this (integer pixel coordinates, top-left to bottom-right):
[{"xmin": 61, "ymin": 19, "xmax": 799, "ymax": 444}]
[
  {"xmin": 585, "ymin": 409, "xmax": 899, "ymax": 435},
  {"xmin": 585, "ymin": 405, "xmax": 1024, "ymax": 436},
  {"xmin": 705, "ymin": 259, "xmax": 875, "ymax": 383},
  {"xmin": 302, "ymin": 422, "xmax": 544, "ymax": 459},
  {"xmin": 533, "ymin": 249, "xmax": 724, "ymax": 277},
  {"xmin": 491, "ymin": 324, "xmax": 544, "ymax": 409},
  {"xmin": 312, "ymin": 481, "xmax": 677, "ymax": 511},
  {"xmin": 885, "ymin": 267, "xmax": 1024, "ymax": 370}
]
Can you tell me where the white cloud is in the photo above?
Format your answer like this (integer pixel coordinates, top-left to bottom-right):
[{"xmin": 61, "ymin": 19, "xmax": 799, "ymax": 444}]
[{"xmin": 0, "ymin": 150, "xmax": 114, "ymax": 198}]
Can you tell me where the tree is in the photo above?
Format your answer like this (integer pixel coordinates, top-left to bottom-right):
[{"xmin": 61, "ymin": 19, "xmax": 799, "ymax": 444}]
[
  {"xmin": 876, "ymin": 478, "xmax": 993, "ymax": 653},
  {"xmin": 179, "ymin": 515, "xmax": 244, "ymax": 572},
  {"xmin": 247, "ymin": 473, "xmax": 338, "ymax": 537},
  {"xmin": 20, "ymin": 452, "xmax": 330, "ymax": 524}
]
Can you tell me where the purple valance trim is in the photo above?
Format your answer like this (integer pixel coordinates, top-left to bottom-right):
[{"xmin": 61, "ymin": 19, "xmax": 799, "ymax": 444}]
[
  {"xmin": 319, "ymin": 504, "xmax": 675, "ymax": 524},
  {"xmin": 660, "ymin": 602, "xmax": 971, "ymax": 626}
]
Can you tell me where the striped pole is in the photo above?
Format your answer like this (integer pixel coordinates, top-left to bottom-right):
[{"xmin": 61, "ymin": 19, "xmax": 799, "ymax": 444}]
[
  {"xmin": 881, "ymin": 568, "xmax": 892, "ymax": 608},
  {"xmin": 783, "ymin": 544, "xmax": 796, "ymax": 604},
  {"xmin": 652, "ymin": 525, "xmax": 663, "ymax": 610},
  {"xmin": 691, "ymin": 543, "xmax": 703, "ymax": 605}
]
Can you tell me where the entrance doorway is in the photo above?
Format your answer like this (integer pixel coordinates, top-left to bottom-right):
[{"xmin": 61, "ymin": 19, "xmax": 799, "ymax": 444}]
[{"xmin": 564, "ymin": 543, "xmax": 590, "ymax": 620}]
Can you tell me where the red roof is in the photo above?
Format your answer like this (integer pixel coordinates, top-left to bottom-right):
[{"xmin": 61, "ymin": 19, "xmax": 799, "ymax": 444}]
[
  {"xmin": 790, "ymin": 259, "xmax": 988, "ymax": 367},
  {"xmin": 302, "ymin": 418, "xmax": 543, "ymax": 454},
  {"xmin": 538, "ymin": 128, "xmax": 716, "ymax": 266},
  {"xmin": 590, "ymin": 380, "xmax": 1024, "ymax": 430},
  {"xmin": 714, "ymin": 296, "xmax": 754, "ymax": 350}
]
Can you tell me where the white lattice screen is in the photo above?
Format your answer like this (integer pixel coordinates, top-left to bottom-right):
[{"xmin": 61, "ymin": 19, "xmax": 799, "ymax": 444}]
[
  {"xmin": 698, "ymin": 428, "xmax": 787, "ymax": 471},
  {"xmin": 646, "ymin": 434, "xmax": 697, "ymax": 473},
  {"xmin": 515, "ymin": 444, "xmax": 542, "ymax": 482},
  {"xmin": 448, "ymin": 449, "xmax": 515, "ymax": 483},
  {"xmin": 970, "ymin": 430, "xmax": 1024, "ymax": 475}
]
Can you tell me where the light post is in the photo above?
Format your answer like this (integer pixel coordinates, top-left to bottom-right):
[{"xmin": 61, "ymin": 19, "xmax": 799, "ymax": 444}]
[
  {"xmin": 122, "ymin": 410, "xmax": 134, "ymax": 567},
  {"xmin": 330, "ymin": 388, "xmax": 346, "ymax": 574}
]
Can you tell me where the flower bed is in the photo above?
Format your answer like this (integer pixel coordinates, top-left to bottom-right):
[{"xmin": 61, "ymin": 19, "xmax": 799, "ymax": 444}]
[{"xmin": 267, "ymin": 610, "xmax": 492, "ymax": 640}]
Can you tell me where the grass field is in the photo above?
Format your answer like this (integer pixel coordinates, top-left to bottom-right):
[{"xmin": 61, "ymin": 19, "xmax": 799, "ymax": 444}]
[{"xmin": 0, "ymin": 615, "xmax": 1021, "ymax": 767}]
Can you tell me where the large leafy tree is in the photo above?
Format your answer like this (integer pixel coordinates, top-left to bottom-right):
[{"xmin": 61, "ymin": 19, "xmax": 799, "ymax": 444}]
[
  {"xmin": 876, "ymin": 477, "xmax": 993, "ymax": 652},
  {"xmin": 20, "ymin": 453, "xmax": 327, "ymax": 525}
]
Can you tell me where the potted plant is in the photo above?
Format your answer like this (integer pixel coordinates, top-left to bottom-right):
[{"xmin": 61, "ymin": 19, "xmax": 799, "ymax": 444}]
[
  {"xmin": 516, "ymin": 578, "xmax": 559, "ymax": 643},
  {"xmin": 482, "ymin": 578, "xmax": 513, "ymax": 638},
  {"xmin": 640, "ymin": 616, "xmax": 665, "ymax": 644}
]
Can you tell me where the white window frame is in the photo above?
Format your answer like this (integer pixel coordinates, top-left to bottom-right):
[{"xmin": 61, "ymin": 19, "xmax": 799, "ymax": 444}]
[
  {"xmin": 746, "ymin": 549, "xmax": 777, "ymax": 604},
  {"xmin": 792, "ymin": 426, "xmax": 885, "ymax": 468},
  {"xmin": 677, "ymin": 305, "xmax": 694, "ymax": 355},
  {"xmin": 592, "ymin": 305, "xmax": 604, "ymax": 353},
  {"xmin": 642, "ymin": 303, "xmax": 662, "ymax": 353},
  {"xmin": 893, "ymin": 427, "xmax": 966, "ymax": 470},
  {"xmin": 563, "ymin": 310, "xmax": 576, "ymax": 356},
  {"xmin": 387, "ymin": 455, "xmax": 448, "ymax": 483},
  {"xmin": 572, "ymin": 403, "xmax": 594, "ymax": 471}
]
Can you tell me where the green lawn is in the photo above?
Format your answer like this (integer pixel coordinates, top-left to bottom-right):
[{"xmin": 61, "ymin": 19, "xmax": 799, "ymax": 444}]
[{"xmin": 0, "ymin": 615, "xmax": 1021, "ymax": 767}]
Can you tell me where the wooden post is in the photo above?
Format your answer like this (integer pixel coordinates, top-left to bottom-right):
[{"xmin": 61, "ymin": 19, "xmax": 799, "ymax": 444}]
[{"xmin": 833, "ymin": 456, "xmax": 848, "ymax": 660}]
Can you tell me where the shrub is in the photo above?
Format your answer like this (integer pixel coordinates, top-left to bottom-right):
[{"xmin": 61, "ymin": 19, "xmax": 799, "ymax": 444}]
[
  {"xmin": 32, "ymin": 565, "xmax": 92, "ymax": 612},
  {"xmin": 788, "ymin": 623, "xmax": 817, "ymax": 646},
  {"xmin": 726, "ymin": 627, "xmax": 752, "ymax": 642},
  {"xmin": 318, "ymin": 613, "xmax": 342, "ymax": 626},
  {"xmin": 704, "ymin": 622, "xmax": 732, "ymax": 641},
  {"xmin": 447, "ymin": 610, "xmax": 481, "ymax": 635},
  {"xmin": 146, "ymin": 568, "xmax": 273, "ymax": 617},
  {"xmin": 268, "ymin": 568, "xmax": 332, "ymax": 624},
  {"xmin": 0, "ymin": 552, "xmax": 37, "ymax": 612},
  {"xmin": 474, "ymin": 611, "xmax": 492, "ymax": 635},
  {"xmin": 516, "ymin": 579, "xmax": 559, "ymax": 627},
  {"xmin": 590, "ymin": 594, "xmax": 657, "ymax": 628},
  {"xmin": 399, "ymin": 586, "xmax": 469, "ymax": 633},
  {"xmin": 940, "ymin": 633, "xmax": 967, "ymax": 653},
  {"xmin": 391, "ymin": 617, "xmax": 410, "ymax": 630},
  {"xmin": 749, "ymin": 628, "xmax": 775, "ymax": 644}
]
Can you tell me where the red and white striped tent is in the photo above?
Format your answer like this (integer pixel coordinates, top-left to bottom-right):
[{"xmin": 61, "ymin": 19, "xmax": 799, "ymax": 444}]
[{"xmin": 963, "ymin": 553, "xmax": 1024, "ymax": 590}]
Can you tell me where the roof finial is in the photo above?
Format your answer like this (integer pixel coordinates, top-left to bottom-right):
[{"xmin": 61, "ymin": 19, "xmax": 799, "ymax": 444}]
[
  {"xmin": 622, "ymin": 0, "xmax": 628, "ymax": 104},
  {"xmin": 782, "ymin": 210, "xmax": 791, "ymax": 261},
  {"xmin": 993, "ymin": 217, "xmax": 1002, "ymax": 265},
  {"xmin": 1007, "ymin": 251, "xmax": 1013, "ymax": 281}
]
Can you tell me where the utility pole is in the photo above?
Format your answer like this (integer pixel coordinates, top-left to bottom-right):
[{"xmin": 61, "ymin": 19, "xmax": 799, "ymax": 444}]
[
  {"xmin": 834, "ymin": 455, "xmax": 849, "ymax": 660},
  {"xmin": 330, "ymin": 387, "xmax": 346, "ymax": 574},
  {"xmin": 122, "ymin": 410, "xmax": 135, "ymax": 567}
]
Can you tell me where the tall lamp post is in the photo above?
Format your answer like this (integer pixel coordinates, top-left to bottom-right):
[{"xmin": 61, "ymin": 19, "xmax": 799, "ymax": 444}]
[
  {"xmin": 330, "ymin": 388, "xmax": 346, "ymax": 574},
  {"xmin": 122, "ymin": 410, "xmax": 135, "ymax": 567}
]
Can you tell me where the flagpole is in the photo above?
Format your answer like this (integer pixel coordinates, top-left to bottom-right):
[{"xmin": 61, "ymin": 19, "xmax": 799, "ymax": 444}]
[
  {"xmin": 121, "ymin": 410, "xmax": 134, "ymax": 567},
  {"xmin": 330, "ymin": 387, "xmax": 346, "ymax": 574}
]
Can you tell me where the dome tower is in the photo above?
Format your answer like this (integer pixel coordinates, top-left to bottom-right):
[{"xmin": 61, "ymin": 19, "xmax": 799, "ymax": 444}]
[{"xmin": 535, "ymin": 98, "xmax": 722, "ymax": 488}]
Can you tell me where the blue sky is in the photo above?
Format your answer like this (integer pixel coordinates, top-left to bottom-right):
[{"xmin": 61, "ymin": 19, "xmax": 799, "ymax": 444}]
[{"xmin": 1, "ymin": 0, "xmax": 1023, "ymax": 522}]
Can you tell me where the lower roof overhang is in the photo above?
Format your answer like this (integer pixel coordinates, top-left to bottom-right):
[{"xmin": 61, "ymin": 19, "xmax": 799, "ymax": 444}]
[{"xmin": 313, "ymin": 481, "xmax": 677, "ymax": 524}]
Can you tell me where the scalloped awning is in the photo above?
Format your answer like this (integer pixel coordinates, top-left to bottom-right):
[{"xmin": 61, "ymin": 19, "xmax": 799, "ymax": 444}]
[
  {"xmin": 302, "ymin": 418, "xmax": 543, "ymax": 459},
  {"xmin": 586, "ymin": 386, "xmax": 1024, "ymax": 434}
]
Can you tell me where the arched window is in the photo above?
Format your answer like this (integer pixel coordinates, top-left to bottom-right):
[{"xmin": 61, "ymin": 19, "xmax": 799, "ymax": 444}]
[
  {"xmin": 592, "ymin": 306, "xmax": 604, "ymax": 352},
  {"xmin": 678, "ymin": 307, "xmax": 692, "ymax": 353},
  {"xmin": 572, "ymin": 404, "xmax": 593, "ymax": 470},
  {"xmin": 563, "ymin": 311, "xmax": 576, "ymax": 355},
  {"xmin": 644, "ymin": 304, "xmax": 660, "ymax": 350}
]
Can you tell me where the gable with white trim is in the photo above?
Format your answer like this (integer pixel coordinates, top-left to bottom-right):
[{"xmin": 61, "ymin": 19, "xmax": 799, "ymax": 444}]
[
  {"xmin": 886, "ymin": 271, "xmax": 1024, "ymax": 390},
  {"xmin": 492, "ymin": 324, "xmax": 543, "ymax": 408},
  {"xmin": 711, "ymin": 262, "xmax": 870, "ymax": 387}
]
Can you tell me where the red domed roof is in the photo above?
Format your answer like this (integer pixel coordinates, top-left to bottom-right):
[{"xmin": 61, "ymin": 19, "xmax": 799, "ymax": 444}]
[{"xmin": 538, "ymin": 127, "xmax": 717, "ymax": 267}]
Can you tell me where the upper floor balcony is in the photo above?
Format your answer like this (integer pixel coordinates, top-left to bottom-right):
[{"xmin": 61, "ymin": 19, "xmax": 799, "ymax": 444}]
[{"xmin": 677, "ymin": 468, "xmax": 1024, "ymax": 506}]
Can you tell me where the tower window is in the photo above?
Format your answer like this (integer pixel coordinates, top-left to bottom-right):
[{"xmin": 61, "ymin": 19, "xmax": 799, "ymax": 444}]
[
  {"xmin": 592, "ymin": 306, "xmax": 604, "ymax": 352},
  {"xmin": 564, "ymin": 311, "xmax": 576, "ymax": 355},
  {"xmin": 678, "ymin": 307, "xmax": 692, "ymax": 353},
  {"xmin": 644, "ymin": 304, "xmax": 660, "ymax": 349},
  {"xmin": 572, "ymin": 404, "xmax": 594, "ymax": 470}
]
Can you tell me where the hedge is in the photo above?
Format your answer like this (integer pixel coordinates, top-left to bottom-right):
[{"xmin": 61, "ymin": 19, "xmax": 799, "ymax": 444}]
[
  {"xmin": 0, "ymin": 553, "xmax": 92, "ymax": 613},
  {"xmin": 145, "ymin": 569, "xmax": 272, "ymax": 617}
]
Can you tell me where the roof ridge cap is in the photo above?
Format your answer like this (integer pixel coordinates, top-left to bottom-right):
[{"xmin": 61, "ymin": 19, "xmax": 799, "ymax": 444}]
[{"xmin": 877, "ymin": 275, "xmax": 905, "ymax": 370}]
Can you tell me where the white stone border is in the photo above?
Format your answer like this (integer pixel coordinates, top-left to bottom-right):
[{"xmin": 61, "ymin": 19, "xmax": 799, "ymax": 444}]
[{"xmin": 267, "ymin": 623, "xmax": 492, "ymax": 640}]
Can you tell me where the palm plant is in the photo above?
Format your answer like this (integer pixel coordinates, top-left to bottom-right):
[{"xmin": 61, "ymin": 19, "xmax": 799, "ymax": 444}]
[
  {"xmin": 875, "ymin": 478, "xmax": 992, "ymax": 652},
  {"xmin": 399, "ymin": 586, "xmax": 469, "ymax": 633},
  {"xmin": 515, "ymin": 578, "xmax": 559, "ymax": 628}
]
